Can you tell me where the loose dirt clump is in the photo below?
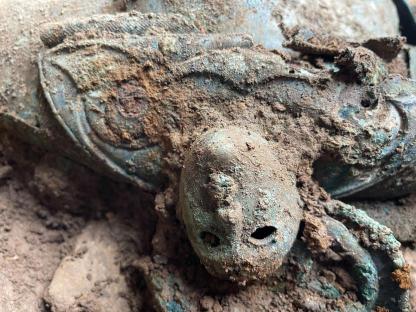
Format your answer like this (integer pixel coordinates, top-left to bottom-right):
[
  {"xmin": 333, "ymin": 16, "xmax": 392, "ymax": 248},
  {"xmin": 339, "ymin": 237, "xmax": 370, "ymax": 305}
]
[{"xmin": 392, "ymin": 265, "xmax": 413, "ymax": 290}]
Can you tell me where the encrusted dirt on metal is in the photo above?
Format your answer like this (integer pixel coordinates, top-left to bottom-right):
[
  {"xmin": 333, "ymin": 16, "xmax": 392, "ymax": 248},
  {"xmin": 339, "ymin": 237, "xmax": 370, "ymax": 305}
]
[
  {"xmin": 36, "ymin": 11, "xmax": 412, "ymax": 311},
  {"xmin": 1, "ymin": 1, "xmax": 416, "ymax": 312}
]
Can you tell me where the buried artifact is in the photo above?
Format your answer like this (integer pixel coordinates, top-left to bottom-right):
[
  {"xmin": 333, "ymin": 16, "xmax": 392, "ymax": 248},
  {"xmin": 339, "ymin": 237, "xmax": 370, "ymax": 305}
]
[{"xmin": 3, "ymin": 0, "xmax": 416, "ymax": 311}]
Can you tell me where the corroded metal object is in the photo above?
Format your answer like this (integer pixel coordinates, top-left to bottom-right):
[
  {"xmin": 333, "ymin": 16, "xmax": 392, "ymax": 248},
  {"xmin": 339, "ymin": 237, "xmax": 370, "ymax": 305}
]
[
  {"xmin": 180, "ymin": 128, "xmax": 303, "ymax": 281},
  {"xmin": 38, "ymin": 12, "xmax": 415, "ymax": 196},
  {"xmin": 2, "ymin": 0, "xmax": 416, "ymax": 311},
  {"xmin": 36, "ymin": 7, "xmax": 415, "ymax": 310}
]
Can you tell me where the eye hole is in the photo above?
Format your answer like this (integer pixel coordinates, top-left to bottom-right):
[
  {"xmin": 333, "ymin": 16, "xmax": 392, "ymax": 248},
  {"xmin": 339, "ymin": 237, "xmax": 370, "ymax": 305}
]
[
  {"xmin": 250, "ymin": 226, "xmax": 277, "ymax": 240},
  {"xmin": 200, "ymin": 231, "xmax": 220, "ymax": 247},
  {"xmin": 361, "ymin": 93, "xmax": 378, "ymax": 108},
  {"xmin": 361, "ymin": 99, "xmax": 373, "ymax": 108}
]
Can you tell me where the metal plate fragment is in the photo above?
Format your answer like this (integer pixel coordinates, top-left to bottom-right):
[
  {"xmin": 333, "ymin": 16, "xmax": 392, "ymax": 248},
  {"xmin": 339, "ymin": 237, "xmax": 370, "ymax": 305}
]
[{"xmin": 39, "ymin": 40, "xmax": 165, "ymax": 190}]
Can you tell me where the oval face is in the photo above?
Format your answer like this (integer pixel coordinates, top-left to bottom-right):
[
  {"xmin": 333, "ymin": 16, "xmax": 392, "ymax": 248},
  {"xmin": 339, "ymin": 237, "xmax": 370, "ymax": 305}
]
[{"xmin": 179, "ymin": 127, "xmax": 303, "ymax": 282}]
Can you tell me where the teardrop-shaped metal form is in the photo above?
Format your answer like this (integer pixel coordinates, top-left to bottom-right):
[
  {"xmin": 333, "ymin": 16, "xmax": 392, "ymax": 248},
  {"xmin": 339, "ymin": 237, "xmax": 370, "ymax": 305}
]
[{"xmin": 39, "ymin": 41, "xmax": 165, "ymax": 191}]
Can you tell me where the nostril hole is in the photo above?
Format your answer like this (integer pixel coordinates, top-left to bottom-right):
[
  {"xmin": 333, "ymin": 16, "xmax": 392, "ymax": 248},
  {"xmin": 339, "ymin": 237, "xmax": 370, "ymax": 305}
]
[
  {"xmin": 251, "ymin": 226, "xmax": 277, "ymax": 240},
  {"xmin": 200, "ymin": 231, "xmax": 220, "ymax": 247},
  {"xmin": 361, "ymin": 97, "xmax": 378, "ymax": 108}
]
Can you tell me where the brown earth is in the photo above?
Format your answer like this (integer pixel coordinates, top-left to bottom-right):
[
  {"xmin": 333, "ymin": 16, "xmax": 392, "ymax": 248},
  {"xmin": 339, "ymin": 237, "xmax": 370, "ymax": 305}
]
[{"xmin": 0, "ymin": 135, "xmax": 156, "ymax": 311}]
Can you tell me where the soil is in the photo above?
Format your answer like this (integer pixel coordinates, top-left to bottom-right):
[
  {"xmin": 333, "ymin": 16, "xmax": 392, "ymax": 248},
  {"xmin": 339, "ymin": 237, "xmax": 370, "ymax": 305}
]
[{"xmin": 0, "ymin": 134, "xmax": 160, "ymax": 311}]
